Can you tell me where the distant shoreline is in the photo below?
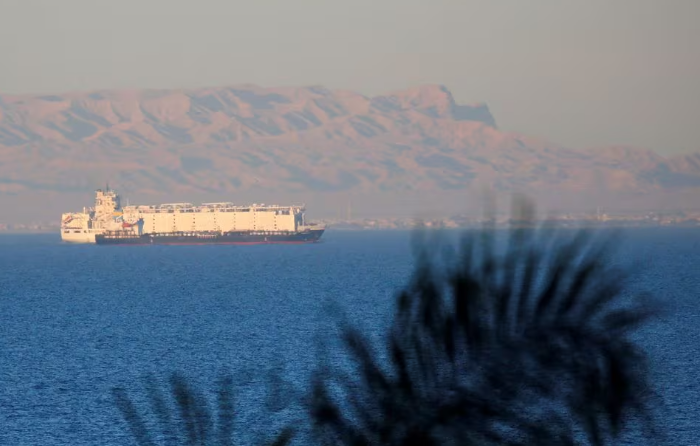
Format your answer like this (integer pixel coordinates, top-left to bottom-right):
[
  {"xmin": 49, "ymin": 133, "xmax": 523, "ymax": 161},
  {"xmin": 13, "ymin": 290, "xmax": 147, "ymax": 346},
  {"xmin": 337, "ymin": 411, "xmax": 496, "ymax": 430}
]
[
  {"xmin": 325, "ymin": 224, "xmax": 700, "ymax": 231},
  {"xmin": 0, "ymin": 230, "xmax": 58, "ymax": 235}
]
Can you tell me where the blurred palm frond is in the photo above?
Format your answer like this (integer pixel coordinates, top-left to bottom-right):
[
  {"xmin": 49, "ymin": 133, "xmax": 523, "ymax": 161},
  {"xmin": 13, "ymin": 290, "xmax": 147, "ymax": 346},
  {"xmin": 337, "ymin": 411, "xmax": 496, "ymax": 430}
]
[
  {"xmin": 113, "ymin": 372, "xmax": 294, "ymax": 446},
  {"xmin": 308, "ymin": 197, "xmax": 661, "ymax": 446}
]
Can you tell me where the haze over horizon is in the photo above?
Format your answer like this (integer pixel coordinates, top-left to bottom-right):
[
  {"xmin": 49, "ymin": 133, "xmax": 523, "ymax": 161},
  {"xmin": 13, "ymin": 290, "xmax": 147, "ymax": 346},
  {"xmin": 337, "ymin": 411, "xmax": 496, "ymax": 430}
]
[{"xmin": 1, "ymin": 0, "xmax": 698, "ymax": 155}]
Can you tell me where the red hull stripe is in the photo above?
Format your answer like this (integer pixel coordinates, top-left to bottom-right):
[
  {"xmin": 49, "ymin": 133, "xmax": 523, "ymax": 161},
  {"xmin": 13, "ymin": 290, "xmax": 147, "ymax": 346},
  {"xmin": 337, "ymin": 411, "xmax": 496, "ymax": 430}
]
[{"xmin": 98, "ymin": 241, "xmax": 318, "ymax": 246}]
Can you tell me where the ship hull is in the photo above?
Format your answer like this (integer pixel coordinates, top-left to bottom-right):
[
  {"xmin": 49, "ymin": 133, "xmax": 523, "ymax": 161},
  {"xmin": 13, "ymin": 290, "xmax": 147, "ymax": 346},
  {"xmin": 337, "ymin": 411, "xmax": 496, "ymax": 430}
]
[
  {"xmin": 94, "ymin": 229, "xmax": 325, "ymax": 246},
  {"xmin": 61, "ymin": 231, "xmax": 97, "ymax": 244}
]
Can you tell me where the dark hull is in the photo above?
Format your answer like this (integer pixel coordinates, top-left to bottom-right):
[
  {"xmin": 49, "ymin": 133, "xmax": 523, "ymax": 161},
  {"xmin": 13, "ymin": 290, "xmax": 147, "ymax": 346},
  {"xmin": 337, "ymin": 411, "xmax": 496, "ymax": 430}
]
[{"xmin": 95, "ymin": 229, "xmax": 325, "ymax": 246}]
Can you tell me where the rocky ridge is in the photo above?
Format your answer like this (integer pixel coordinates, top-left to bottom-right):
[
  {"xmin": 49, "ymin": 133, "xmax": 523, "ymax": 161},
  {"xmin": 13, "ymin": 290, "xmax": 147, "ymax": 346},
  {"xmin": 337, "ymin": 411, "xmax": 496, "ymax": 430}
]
[{"xmin": 0, "ymin": 83, "xmax": 698, "ymax": 219}]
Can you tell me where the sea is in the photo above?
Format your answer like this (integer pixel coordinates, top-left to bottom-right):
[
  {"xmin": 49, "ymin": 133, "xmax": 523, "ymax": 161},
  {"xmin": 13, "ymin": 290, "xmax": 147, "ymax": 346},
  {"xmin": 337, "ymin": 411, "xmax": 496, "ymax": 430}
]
[{"xmin": 0, "ymin": 228, "xmax": 698, "ymax": 445}]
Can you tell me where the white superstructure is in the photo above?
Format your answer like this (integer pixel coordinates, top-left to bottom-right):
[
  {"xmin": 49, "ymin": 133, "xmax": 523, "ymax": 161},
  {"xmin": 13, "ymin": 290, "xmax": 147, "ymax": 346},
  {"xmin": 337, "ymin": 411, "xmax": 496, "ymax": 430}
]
[
  {"xmin": 60, "ymin": 187, "xmax": 314, "ymax": 244},
  {"xmin": 61, "ymin": 188, "xmax": 124, "ymax": 243}
]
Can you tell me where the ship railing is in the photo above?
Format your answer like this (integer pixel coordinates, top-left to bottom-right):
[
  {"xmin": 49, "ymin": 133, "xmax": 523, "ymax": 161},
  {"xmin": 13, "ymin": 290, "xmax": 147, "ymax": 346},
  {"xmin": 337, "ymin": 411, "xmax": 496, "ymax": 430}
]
[
  {"xmin": 201, "ymin": 202, "xmax": 236, "ymax": 207},
  {"xmin": 118, "ymin": 203, "xmax": 308, "ymax": 213},
  {"xmin": 157, "ymin": 203, "xmax": 196, "ymax": 209},
  {"xmin": 124, "ymin": 206, "xmax": 306, "ymax": 213},
  {"xmin": 299, "ymin": 223, "xmax": 326, "ymax": 230}
]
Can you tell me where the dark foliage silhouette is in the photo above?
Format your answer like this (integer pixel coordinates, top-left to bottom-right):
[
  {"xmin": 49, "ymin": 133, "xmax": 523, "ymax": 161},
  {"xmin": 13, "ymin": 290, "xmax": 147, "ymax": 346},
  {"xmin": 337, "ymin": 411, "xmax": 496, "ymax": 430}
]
[
  {"xmin": 113, "ymin": 197, "xmax": 661, "ymax": 446},
  {"xmin": 112, "ymin": 373, "xmax": 294, "ymax": 446},
  {"xmin": 307, "ymin": 198, "xmax": 661, "ymax": 445}
]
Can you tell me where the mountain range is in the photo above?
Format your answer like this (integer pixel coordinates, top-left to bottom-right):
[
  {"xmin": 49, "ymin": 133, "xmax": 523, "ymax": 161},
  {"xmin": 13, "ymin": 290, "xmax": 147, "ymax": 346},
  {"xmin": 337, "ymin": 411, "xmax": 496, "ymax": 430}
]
[{"xmin": 0, "ymin": 83, "xmax": 698, "ymax": 222}]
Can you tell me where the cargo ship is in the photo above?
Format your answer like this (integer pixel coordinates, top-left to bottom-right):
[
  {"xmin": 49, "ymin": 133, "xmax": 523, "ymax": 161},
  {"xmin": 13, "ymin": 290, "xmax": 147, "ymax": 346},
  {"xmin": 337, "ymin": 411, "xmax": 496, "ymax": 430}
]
[{"xmin": 61, "ymin": 187, "xmax": 325, "ymax": 245}]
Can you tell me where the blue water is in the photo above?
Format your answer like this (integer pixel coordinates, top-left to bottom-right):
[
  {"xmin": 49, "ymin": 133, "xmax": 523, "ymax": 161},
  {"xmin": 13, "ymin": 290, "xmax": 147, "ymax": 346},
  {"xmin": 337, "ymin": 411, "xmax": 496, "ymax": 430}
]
[{"xmin": 0, "ymin": 228, "xmax": 698, "ymax": 445}]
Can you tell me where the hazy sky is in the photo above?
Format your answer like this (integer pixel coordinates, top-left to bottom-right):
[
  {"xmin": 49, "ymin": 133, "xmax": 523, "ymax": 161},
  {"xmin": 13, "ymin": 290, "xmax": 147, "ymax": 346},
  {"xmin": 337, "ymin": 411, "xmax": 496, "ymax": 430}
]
[{"xmin": 0, "ymin": 0, "xmax": 698, "ymax": 154}]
